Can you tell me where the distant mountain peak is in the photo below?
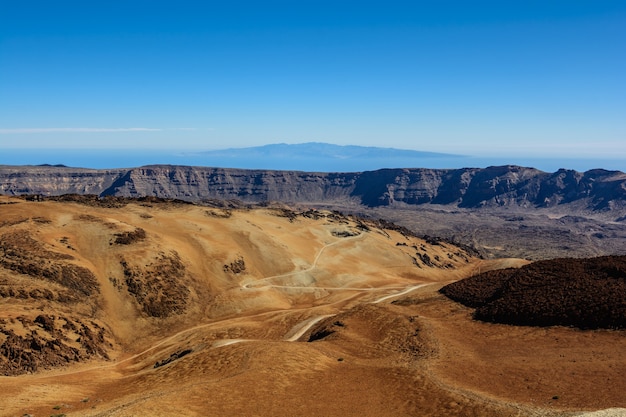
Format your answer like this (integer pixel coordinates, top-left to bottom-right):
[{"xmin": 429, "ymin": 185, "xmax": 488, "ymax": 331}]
[{"xmin": 201, "ymin": 142, "xmax": 462, "ymax": 159}]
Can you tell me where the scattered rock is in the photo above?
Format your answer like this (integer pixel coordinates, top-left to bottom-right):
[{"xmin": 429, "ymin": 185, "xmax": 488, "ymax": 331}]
[{"xmin": 154, "ymin": 349, "xmax": 192, "ymax": 368}]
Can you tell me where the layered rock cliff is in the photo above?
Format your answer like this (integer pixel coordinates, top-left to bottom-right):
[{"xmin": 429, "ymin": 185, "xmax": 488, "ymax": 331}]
[{"xmin": 1, "ymin": 164, "xmax": 625, "ymax": 213}]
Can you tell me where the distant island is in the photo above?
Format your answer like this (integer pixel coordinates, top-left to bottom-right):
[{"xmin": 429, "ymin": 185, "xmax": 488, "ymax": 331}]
[
  {"xmin": 193, "ymin": 142, "xmax": 463, "ymax": 159},
  {"xmin": 180, "ymin": 142, "xmax": 466, "ymax": 172},
  {"xmin": 1, "ymin": 142, "xmax": 623, "ymax": 172}
]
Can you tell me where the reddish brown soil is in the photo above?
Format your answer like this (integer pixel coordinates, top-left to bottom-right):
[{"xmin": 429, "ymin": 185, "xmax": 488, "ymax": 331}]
[{"xmin": 0, "ymin": 196, "xmax": 623, "ymax": 417}]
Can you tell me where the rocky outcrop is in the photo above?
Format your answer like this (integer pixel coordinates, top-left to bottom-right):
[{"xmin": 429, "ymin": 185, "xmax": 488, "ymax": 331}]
[
  {"xmin": 0, "ymin": 230, "xmax": 100, "ymax": 297},
  {"xmin": 0, "ymin": 315, "xmax": 110, "ymax": 375},
  {"xmin": 1, "ymin": 164, "xmax": 625, "ymax": 213},
  {"xmin": 0, "ymin": 165, "xmax": 126, "ymax": 196},
  {"xmin": 101, "ymin": 166, "xmax": 359, "ymax": 202}
]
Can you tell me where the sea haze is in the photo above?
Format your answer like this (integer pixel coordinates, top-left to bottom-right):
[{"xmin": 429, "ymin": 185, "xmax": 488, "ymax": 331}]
[{"xmin": 1, "ymin": 144, "xmax": 624, "ymax": 173}]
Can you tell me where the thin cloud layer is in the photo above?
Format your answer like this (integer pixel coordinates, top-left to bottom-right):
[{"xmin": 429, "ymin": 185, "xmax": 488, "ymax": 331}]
[{"xmin": 0, "ymin": 128, "xmax": 202, "ymax": 134}]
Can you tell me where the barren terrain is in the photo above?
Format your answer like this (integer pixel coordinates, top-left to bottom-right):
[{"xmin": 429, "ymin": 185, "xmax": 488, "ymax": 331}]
[
  {"xmin": 0, "ymin": 196, "xmax": 624, "ymax": 416},
  {"xmin": 355, "ymin": 205, "xmax": 626, "ymax": 261}
]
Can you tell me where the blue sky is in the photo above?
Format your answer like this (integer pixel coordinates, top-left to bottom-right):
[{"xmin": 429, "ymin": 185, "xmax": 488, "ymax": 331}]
[{"xmin": 1, "ymin": 1, "xmax": 625, "ymax": 160}]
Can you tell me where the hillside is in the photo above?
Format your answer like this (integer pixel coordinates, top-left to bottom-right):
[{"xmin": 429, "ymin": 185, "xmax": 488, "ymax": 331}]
[
  {"xmin": 0, "ymin": 195, "xmax": 624, "ymax": 417},
  {"xmin": 439, "ymin": 255, "xmax": 626, "ymax": 329},
  {"xmin": 0, "ymin": 195, "xmax": 480, "ymax": 376}
]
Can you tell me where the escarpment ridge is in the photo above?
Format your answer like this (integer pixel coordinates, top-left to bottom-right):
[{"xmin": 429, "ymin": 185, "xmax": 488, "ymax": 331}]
[{"xmin": 1, "ymin": 164, "xmax": 625, "ymax": 213}]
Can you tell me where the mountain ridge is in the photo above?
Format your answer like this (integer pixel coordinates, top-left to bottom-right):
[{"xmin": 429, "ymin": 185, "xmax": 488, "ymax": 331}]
[{"xmin": 1, "ymin": 164, "xmax": 625, "ymax": 217}]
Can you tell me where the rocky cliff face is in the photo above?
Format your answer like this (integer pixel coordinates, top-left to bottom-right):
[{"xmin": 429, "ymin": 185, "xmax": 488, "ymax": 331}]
[
  {"xmin": 1, "ymin": 164, "xmax": 625, "ymax": 214},
  {"xmin": 0, "ymin": 166, "xmax": 126, "ymax": 196},
  {"xmin": 101, "ymin": 166, "xmax": 359, "ymax": 202}
]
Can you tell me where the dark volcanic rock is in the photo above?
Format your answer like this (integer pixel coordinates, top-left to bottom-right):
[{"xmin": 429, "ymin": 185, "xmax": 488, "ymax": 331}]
[
  {"xmin": 0, "ymin": 315, "xmax": 110, "ymax": 375},
  {"xmin": 100, "ymin": 166, "xmax": 359, "ymax": 203},
  {"xmin": 154, "ymin": 348, "xmax": 192, "ymax": 368},
  {"xmin": 0, "ymin": 230, "xmax": 100, "ymax": 297},
  {"xmin": 119, "ymin": 251, "xmax": 190, "ymax": 318},
  {"xmin": 440, "ymin": 255, "xmax": 626, "ymax": 329}
]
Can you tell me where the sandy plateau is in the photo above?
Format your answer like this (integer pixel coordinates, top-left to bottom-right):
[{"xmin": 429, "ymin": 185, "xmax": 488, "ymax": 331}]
[{"xmin": 0, "ymin": 196, "xmax": 623, "ymax": 417}]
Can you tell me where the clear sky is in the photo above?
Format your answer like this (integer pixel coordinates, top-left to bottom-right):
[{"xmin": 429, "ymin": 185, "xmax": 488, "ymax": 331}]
[{"xmin": 1, "ymin": 1, "xmax": 625, "ymax": 159}]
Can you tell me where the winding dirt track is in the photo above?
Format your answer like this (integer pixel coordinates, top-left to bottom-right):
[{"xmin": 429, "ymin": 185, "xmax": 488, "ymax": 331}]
[
  {"xmin": 2, "ymin": 200, "xmax": 621, "ymax": 417},
  {"xmin": 16, "ymin": 234, "xmax": 428, "ymax": 380}
]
